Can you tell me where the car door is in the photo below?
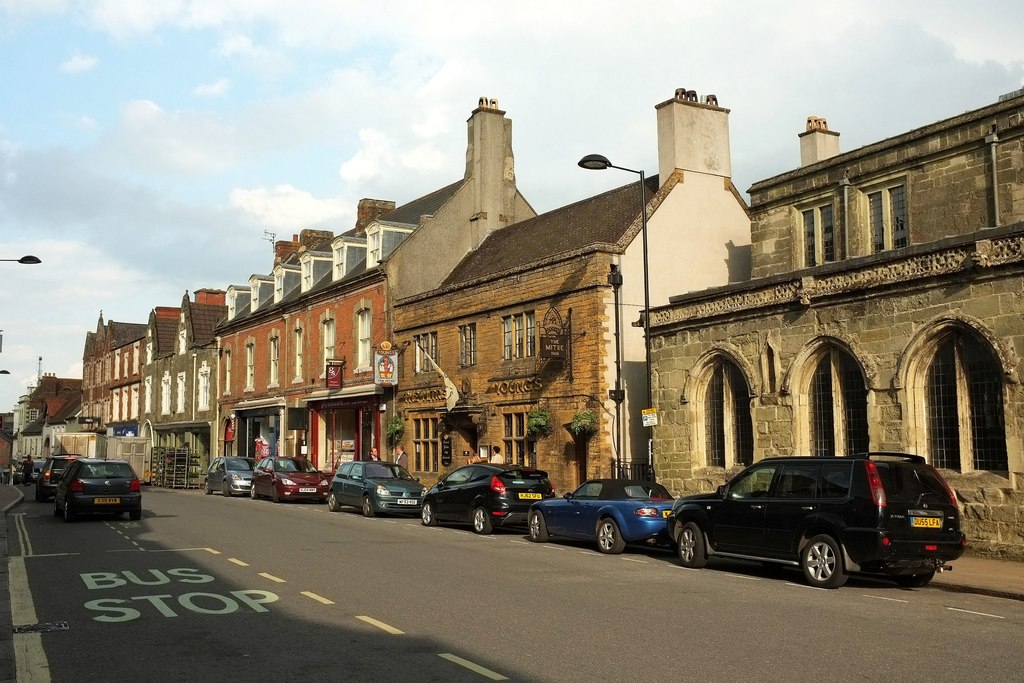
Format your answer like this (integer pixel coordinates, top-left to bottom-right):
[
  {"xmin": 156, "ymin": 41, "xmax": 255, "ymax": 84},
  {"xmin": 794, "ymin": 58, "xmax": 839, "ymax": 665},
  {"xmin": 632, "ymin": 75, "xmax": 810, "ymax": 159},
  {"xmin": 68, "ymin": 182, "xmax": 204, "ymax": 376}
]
[
  {"xmin": 345, "ymin": 463, "xmax": 366, "ymax": 505},
  {"xmin": 333, "ymin": 462, "xmax": 353, "ymax": 504},
  {"xmin": 561, "ymin": 481, "xmax": 605, "ymax": 538},
  {"xmin": 208, "ymin": 457, "xmax": 225, "ymax": 490},
  {"xmin": 763, "ymin": 462, "xmax": 822, "ymax": 558},
  {"xmin": 711, "ymin": 464, "xmax": 779, "ymax": 552},
  {"xmin": 252, "ymin": 458, "xmax": 271, "ymax": 496},
  {"xmin": 434, "ymin": 466, "xmax": 476, "ymax": 520}
]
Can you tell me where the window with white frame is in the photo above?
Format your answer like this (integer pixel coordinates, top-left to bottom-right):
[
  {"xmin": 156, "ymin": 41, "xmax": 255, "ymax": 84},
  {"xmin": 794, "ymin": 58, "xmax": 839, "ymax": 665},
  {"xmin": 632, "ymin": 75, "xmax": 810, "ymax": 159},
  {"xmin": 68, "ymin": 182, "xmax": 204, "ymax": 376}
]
[
  {"xmin": 178, "ymin": 327, "xmax": 187, "ymax": 355},
  {"xmin": 198, "ymin": 362, "xmax": 211, "ymax": 411},
  {"xmin": 146, "ymin": 338, "xmax": 153, "ymax": 364},
  {"xmin": 301, "ymin": 260, "xmax": 313, "ymax": 292},
  {"xmin": 245, "ymin": 343, "xmax": 255, "ymax": 390},
  {"xmin": 274, "ymin": 272, "xmax": 284, "ymax": 302},
  {"xmin": 801, "ymin": 201, "xmax": 836, "ymax": 267},
  {"xmin": 145, "ymin": 376, "xmax": 152, "ymax": 413},
  {"xmin": 132, "ymin": 342, "xmax": 140, "ymax": 374},
  {"xmin": 502, "ymin": 312, "xmax": 536, "ymax": 360},
  {"xmin": 867, "ymin": 182, "xmax": 908, "ymax": 253},
  {"xmin": 114, "ymin": 354, "xmax": 120, "ymax": 379},
  {"xmin": 123, "ymin": 351, "xmax": 129, "ymax": 378},
  {"xmin": 294, "ymin": 327, "xmax": 304, "ymax": 380},
  {"xmin": 333, "ymin": 244, "xmax": 345, "ymax": 279},
  {"xmin": 131, "ymin": 385, "xmax": 139, "ymax": 418},
  {"xmin": 269, "ymin": 335, "xmax": 280, "ymax": 385},
  {"xmin": 112, "ymin": 389, "xmax": 121, "ymax": 421},
  {"xmin": 176, "ymin": 372, "xmax": 186, "ymax": 413},
  {"xmin": 224, "ymin": 349, "xmax": 232, "ymax": 394},
  {"xmin": 322, "ymin": 319, "xmax": 335, "ymax": 370},
  {"xmin": 413, "ymin": 332, "xmax": 438, "ymax": 373},
  {"xmin": 368, "ymin": 228, "xmax": 382, "ymax": 266},
  {"xmin": 161, "ymin": 373, "xmax": 171, "ymax": 415},
  {"xmin": 459, "ymin": 324, "xmax": 477, "ymax": 367},
  {"xmin": 356, "ymin": 308, "xmax": 372, "ymax": 369},
  {"xmin": 121, "ymin": 387, "xmax": 128, "ymax": 420}
]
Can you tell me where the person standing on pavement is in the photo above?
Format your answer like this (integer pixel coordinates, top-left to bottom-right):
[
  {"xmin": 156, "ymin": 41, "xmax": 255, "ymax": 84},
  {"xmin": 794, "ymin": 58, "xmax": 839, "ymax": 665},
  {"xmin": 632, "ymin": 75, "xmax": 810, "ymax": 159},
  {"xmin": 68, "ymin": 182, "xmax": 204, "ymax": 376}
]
[
  {"xmin": 393, "ymin": 444, "xmax": 407, "ymax": 469},
  {"xmin": 21, "ymin": 456, "xmax": 34, "ymax": 485},
  {"xmin": 368, "ymin": 447, "xmax": 380, "ymax": 461}
]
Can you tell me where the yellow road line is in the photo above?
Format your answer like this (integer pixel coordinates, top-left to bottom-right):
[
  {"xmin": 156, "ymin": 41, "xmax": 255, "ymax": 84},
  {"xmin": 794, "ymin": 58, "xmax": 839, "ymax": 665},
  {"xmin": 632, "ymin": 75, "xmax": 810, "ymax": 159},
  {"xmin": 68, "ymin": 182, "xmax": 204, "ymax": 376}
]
[
  {"xmin": 228, "ymin": 558, "xmax": 250, "ymax": 567},
  {"xmin": 301, "ymin": 591, "xmax": 334, "ymax": 605},
  {"xmin": 438, "ymin": 653, "xmax": 508, "ymax": 681},
  {"xmin": 259, "ymin": 572, "xmax": 286, "ymax": 583},
  {"xmin": 355, "ymin": 615, "xmax": 404, "ymax": 635},
  {"xmin": 10, "ymin": 556, "xmax": 51, "ymax": 682}
]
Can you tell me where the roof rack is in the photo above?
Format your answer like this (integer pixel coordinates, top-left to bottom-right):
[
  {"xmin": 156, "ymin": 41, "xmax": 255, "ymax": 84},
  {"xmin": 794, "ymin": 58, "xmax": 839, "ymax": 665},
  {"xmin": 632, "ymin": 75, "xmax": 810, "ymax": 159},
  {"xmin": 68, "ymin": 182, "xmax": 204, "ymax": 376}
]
[{"xmin": 848, "ymin": 452, "xmax": 925, "ymax": 464}]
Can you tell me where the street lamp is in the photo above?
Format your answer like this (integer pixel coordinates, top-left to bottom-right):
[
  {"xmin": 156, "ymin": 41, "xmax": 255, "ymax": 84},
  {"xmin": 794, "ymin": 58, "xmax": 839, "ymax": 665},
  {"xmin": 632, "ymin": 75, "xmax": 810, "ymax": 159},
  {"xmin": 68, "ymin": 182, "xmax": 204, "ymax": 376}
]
[
  {"xmin": 0, "ymin": 255, "xmax": 42, "ymax": 264},
  {"xmin": 578, "ymin": 154, "xmax": 653, "ymax": 478},
  {"xmin": 0, "ymin": 370, "xmax": 9, "ymax": 375}
]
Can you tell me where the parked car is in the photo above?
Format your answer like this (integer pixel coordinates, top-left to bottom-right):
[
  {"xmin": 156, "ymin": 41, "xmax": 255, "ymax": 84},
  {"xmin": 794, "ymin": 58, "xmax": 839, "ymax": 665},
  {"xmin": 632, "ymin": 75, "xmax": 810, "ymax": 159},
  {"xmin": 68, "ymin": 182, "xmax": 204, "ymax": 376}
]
[
  {"xmin": 667, "ymin": 452, "xmax": 965, "ymax": 589},
  {"xmin": 205, "ymin": 457, "xmax": 257, "ymax": 497},
  {"xmin": 250, "ymin": 456, "xmax": 329, "ymax": 503},
  {"xmin": 328, "ymin": 460, "xmax": 425, "ymax": 517},
  {"xmin": 53, "ymin": 458, "xmax": 142, "ymax": 522},
  {"xmin": 420, "ymin": 463, "xmax": 554, "ymax": 534},
  {"xmin": 35, "ymin": 455, "xmax": 81, "ymax": 502},
  {"xmin": 528, "ymin": 479, "xmax": 674, "ymax": 554}
]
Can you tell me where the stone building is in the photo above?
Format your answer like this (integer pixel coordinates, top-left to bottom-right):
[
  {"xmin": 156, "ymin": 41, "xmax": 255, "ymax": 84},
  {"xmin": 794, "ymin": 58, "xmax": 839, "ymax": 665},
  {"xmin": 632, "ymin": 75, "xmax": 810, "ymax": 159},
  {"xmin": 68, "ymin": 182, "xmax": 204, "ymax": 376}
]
[
  {"xmin": 391, "ymin": 90, "xmax": 750, "ymax": 491},
  {"xmin": 649, "ymin": 90, "xmax": 1024, "ymax": 558},
  {"xmin": 82, "ymin": 314, "xmax": 147, "ymax": 433},
  {"xmin": 140, "ymin": 289, "xmax": 226, "ymax": 468}
]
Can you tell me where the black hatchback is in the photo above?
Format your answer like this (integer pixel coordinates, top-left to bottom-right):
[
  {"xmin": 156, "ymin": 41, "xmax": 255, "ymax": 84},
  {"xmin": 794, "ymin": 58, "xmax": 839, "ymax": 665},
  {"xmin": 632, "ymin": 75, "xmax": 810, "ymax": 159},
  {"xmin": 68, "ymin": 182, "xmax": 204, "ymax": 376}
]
[
  {"xmin": 421, "ymin": 464, "xmax": 553, "ymax": 534},
  {"xmin": 54, "ymin": 458, "xmax": 143, "ymax": 522},
  {"xmin": 667, "ymin": 453, "xmax": 965, "ymax": 588},
  {"xmin": 35, "ymin": 455, "xmax": 80, "ymax": 502}
]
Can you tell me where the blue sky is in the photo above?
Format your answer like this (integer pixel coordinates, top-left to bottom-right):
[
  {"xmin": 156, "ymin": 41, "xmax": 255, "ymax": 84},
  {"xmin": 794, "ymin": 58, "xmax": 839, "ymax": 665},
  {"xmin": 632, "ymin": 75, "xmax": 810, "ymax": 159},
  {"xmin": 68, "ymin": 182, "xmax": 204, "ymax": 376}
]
[{"xmin": 1, "ymin": 0, "xmax": 1023, "ymax": 411}]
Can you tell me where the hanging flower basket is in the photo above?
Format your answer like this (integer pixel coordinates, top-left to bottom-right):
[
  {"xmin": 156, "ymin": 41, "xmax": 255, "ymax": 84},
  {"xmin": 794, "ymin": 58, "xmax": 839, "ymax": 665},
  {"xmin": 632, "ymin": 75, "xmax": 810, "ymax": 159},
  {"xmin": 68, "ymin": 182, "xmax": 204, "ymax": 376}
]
[
  {"xmin": 568, "ymin": 410, "xmax": 598, "ymax": 438},
  {"xmin": 527, "ymin": 408, "xmax": 552, "ymax": 438},
  {"xmin": 385, "ymin": 415, "xmax": 405, "ymax": 445}
]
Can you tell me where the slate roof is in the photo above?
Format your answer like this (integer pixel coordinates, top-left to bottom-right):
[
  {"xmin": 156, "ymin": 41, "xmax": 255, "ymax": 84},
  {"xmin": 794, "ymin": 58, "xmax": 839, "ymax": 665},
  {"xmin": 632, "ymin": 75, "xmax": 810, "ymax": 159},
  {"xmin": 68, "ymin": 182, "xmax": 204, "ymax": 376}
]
[
  {"xmin": 378, "ymin": 180, "xmax": 462, "ymax": 227},
  {"xmin": 110, "ymin": 321, "xmax": 147, "ymax": 347},
  {"xmin": 190, "ymin": 302, "xmax": 227, "ymax": 345},
  {"xmin": 441, "ymin": 175, "xmax": 658, "ymax": 288},
  {"xmin": 154, "ymin": 309, "xmax": 180, "ymax": 354}
]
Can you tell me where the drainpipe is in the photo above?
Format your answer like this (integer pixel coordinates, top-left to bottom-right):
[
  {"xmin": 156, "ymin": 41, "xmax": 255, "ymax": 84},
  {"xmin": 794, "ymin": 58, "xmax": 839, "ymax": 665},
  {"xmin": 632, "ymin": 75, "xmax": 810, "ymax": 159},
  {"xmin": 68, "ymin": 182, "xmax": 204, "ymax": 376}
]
[
  {"xmin": 985, "ymin": 125, "xmax": 1000, "ymax": 227},
  {"xmin": 607, "ymin": 264, "xmax": 624, "ymax": 467},
  {"xmin": 840, "ymin": 171, "xmax": 851, "ymax": 258}
]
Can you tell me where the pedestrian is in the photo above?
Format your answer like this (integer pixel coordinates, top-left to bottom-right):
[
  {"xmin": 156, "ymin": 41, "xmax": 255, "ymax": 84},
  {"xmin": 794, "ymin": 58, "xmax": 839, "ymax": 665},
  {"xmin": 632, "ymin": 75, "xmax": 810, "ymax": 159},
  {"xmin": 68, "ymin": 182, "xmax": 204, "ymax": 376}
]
[
  {"xmin": 21, "ymin": 456, "xmax": 34, "ymax": 486},
  {"xmin": 368, "ymin": 447, "xmax": 380, "ymax": 461},
  {"xmin": 393, "ymin": 444, "xmax": 407, "ymax": 469},
  {"xmin": 489, "ymin": 445, "xmax": 503, "ymax": 464}
]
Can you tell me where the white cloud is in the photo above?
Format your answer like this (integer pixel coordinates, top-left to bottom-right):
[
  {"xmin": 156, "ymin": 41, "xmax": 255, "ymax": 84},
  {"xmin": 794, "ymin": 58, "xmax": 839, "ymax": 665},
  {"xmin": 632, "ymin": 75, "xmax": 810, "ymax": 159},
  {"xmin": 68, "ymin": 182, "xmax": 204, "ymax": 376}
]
[
  {"xmin": 193, "ymin": 78, "xmax": 231, "ymax": 97},
  {"xmin": 59, "ymin": 52, "xmax": 98, "ymax": 73},
  {"xmin": 230, "ymin": 184, "xmax": 351, "ymax": 232}
]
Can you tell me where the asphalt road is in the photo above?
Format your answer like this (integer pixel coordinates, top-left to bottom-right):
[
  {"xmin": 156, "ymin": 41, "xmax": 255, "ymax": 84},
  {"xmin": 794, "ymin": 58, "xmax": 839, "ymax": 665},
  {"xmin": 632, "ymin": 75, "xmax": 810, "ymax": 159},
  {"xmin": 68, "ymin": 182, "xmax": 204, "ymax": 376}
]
[{"xmin": 9, "ymin": 489, "xmax": 1023, "ymax": 682}]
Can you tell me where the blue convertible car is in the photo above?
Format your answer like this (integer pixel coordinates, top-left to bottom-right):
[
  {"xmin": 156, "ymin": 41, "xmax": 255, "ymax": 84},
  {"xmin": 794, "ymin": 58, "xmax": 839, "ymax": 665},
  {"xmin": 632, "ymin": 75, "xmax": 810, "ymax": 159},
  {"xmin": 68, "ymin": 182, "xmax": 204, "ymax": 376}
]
[{"xmin": 528, "ymin": 479, "xmax": 674, "ymax": 554}]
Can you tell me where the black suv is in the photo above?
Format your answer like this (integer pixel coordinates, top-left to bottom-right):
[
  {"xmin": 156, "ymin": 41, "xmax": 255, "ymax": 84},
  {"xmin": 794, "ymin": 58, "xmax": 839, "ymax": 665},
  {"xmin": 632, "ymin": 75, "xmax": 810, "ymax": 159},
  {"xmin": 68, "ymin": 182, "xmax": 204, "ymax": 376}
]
[
  {"xmin": 667, "ymin": 453, "xmax": 965, "ymax": 588},
  {"xmin": 35, "ymin": 455, "xmax": 81, "ymax": 502}
]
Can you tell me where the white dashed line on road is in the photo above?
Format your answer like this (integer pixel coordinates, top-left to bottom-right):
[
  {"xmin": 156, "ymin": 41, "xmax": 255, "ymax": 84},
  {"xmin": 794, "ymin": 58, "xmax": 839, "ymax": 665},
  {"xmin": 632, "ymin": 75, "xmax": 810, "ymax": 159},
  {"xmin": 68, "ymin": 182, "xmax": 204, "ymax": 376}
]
[
  {"xmin": 620, "ymin": 558, "xmax": 649, "ymax": 564},
  {"xmin": 863, "ymin": 594, "xmax": 908, "ymax": 603},
  {"xmin": 723, "ymin": 572, "xmax": 760, "ymax": 580},
  {"xmin": 541, "ymin": 545, "xmax": 566, "ymax": 551},
  {"xmin": 947, "ymin": 607, "xmax": 1004, "ymax": 619},
  {"xmin": 786, "ymin": 582, "xmax": 826, "ymax": 591}
]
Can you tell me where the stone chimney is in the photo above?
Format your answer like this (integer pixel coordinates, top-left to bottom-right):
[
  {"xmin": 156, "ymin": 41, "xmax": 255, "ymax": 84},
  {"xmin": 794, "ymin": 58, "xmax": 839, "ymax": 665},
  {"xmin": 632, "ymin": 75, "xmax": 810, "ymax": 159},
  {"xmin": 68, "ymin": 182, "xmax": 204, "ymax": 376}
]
[
  {"xmin": 799, "ymin": 116, "xmax": 840, "ymax": 166},
  {"xmin": 355, "ymin": 198, "xmax": 396, "ymax": 235},
  {"xmin": 193, "ymin": 289, "xmax": 226, "ymax": 306},
  {"xmin": 656, "ymin": 88, "xmax": 732, "ymax": 183},
  {"xmin": 274, "ymin": 234, "xmax": 301, "ymax": 264},
  {"xmin": 464, "ymin": 96, "xmax": 517, "ymax": 248},
  {"xmin": 298, "ymin": 228, "xmax": 334, "ymax": 250}
]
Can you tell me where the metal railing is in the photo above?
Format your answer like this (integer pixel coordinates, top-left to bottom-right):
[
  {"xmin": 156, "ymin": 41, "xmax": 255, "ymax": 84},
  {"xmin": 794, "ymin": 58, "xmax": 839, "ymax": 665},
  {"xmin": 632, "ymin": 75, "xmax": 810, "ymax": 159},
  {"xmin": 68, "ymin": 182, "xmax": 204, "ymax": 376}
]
[{"xmin": 612, "ymin": 459, "xmax": 654, "ymax": 481}]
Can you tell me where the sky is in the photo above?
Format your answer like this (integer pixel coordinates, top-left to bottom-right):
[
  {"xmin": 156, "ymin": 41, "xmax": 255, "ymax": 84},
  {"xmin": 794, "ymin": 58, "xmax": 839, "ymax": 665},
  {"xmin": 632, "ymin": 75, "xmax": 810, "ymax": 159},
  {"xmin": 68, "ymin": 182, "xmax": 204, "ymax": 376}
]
[{"xmin": 1, "ymin": 0, "xmax": 1023, "ymax": 412}]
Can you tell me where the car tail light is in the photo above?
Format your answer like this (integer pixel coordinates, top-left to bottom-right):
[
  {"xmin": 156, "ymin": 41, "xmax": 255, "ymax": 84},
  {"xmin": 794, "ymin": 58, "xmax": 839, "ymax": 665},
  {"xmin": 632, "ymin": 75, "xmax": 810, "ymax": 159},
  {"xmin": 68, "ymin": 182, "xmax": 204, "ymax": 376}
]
[
  {"xmin": 130, "ymin": 479, "xmax": 141, "ymax": 493},
  {"xmin": 489, "ymin": 476, "xmax": 507, "ymax": 494},
  {"xmin": 926, "ymin": 464, "xmax": 959, "ymax": 509},
  {"xmin": 634, "ymin": 507, "xmax": 659, "ymax": 517},
  {"xmin": 43, "ymin": 472, "xmax": 51, "ymax": 482},
  {"xmin": 881, "ymin": 536, "xmax": 891, "ymax": 546},
  {"xmin": 492, "ymin": 510, "xmax": 507, "ymax": 517},
  {"xmin": 865, "ymin": 461, "xmax": 887, "ymax": 507},
  {"xmin": 925, "ymin": 545, "xmax": 937, "ymax": 552},
  {"xmin": 70, "ymin": 479, "xmax": 84, "ymax": 493}
]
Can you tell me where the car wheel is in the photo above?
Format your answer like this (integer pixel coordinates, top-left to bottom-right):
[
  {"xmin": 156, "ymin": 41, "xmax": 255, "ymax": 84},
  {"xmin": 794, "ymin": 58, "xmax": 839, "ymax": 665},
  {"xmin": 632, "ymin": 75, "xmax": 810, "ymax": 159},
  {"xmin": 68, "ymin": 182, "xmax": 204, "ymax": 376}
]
[
  {"xmin": 271, "ymin": 486, "xmax": 280, "ymax": 504},
  {"xmin": 421, "ymin": 500, "xmax": 437, "ymax": 527},
  {"xmin": 528, "ymin": 510, "xmax": 549, "ymax": 542},
  {"xmin": 222, "ymin": 482, "xmax": 232, "ymax": 497},
  {"xmin": 596, "ymin": 518, "xmax": 626, "ymax": 554},
  {"xmin": 204, "ymin": 482, "xmax": 212, "ymax": 495},
  {"xmin": 250, "ymin": 485, "xmax": 258, "ymax": 500},
  {"xmin": 895, "ymin": 570, "xmax": 935, "ymax": 588},
  {"xmin": 472, "ymin": 507, "xmax": 493, "ymax": 535},
  {"xmin": 801, "ymin": 534, "xmax": 848, "ymax": 589},
  {"xmin": 676, "ymin": 521, "xmax": 708, "ymax": 568},
  {"xmin": 327, "ymin": 491, "xmax": 341, "ymax": 512},
  {"xmin": 129, "ymin": 509, "xmax": 142, "ymax": 521},
  {"xmin": 361, "ymin": 496, "xmax": 376, "ymax": 518},
  {"xmin": 63, "ymin": 502, "xmax": 76, "ymax": 523}
]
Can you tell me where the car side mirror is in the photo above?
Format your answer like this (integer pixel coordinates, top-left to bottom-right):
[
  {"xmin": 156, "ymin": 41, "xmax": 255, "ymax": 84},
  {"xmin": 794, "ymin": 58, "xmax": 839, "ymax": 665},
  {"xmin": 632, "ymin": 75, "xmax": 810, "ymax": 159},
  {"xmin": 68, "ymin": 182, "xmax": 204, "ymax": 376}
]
[
  {"xmin": 563, "ymin": 492, "xmax": 572, "ymax": 500},
  {"xmin": 415, "ymin": 477, "xmax": 421, "ymax": 483},
  {"xmin": 717, "ymin": 485, "xmax": 726, "ymax": 498}
]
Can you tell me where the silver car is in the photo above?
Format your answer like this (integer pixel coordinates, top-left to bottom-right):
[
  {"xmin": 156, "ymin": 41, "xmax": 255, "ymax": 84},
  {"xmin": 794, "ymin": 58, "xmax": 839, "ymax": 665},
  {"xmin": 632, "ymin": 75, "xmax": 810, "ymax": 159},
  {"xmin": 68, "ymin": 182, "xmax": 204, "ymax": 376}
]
[{"xmin": 204, "ymin": 457, "xmax": 256, "ymax": 497}]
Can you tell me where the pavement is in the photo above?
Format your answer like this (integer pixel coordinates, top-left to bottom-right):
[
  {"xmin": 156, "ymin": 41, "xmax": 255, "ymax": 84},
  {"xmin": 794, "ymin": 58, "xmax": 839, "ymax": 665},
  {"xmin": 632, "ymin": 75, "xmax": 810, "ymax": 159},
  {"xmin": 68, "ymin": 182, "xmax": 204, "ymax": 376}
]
[{"xmin": 0, "ymin": 485, "xmax": 1019, "ymax": 682}]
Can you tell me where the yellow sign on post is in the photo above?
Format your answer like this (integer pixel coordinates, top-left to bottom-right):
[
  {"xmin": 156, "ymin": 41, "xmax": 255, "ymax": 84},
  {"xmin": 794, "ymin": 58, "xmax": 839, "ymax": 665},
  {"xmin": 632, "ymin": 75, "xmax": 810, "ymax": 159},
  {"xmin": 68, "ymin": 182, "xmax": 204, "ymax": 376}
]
[{"xmin": 641, "ymin": 408, "xmax": 658, "ymax": 427}]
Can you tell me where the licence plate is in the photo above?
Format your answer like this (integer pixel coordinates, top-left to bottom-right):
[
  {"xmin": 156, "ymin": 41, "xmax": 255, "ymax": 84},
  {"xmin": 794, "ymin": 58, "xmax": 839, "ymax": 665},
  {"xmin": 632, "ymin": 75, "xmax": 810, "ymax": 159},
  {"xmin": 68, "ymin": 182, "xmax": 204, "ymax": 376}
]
[
  {"xmin": 518, "ymin": 492, "xmax": 542, "ymax": 500},
  {"xmin": 299, "ymin": 487, "xmax": 317, "ymax": 493},
  {"xmin": 911, "ymin": 516, "xmax": 942, "ymax": 529},
  {"xmin": 94, "ymin": 498, "xmax": 120, "ymax": 505},
  {"xmin": 397, "ymin": 498, "xmax": 418, "ymax": 505}
]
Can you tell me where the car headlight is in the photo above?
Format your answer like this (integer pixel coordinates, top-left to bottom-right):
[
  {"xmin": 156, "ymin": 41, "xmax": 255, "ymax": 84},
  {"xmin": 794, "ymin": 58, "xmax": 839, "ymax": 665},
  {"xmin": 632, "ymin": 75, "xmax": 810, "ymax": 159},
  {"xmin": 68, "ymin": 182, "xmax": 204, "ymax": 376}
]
[
  {"xmin": 375, "ymin": 485, "xmax": 391, "ymax": 496},
  {"xmin": 229, "ymin": 473, "xmax": 241, "ymax": 481},
  {"xmin": 280, "ymin": 478, "xmax": 296, "ymax": 486}
]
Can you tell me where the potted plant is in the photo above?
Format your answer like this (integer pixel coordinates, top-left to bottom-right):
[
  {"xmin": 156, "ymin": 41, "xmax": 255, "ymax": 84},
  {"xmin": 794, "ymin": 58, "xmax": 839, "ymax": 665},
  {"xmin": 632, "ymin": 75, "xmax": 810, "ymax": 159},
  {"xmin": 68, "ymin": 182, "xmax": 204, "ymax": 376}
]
[
  {"xmin": 527, "ymin": 408, "xmax": 552, "ymax": 438},
  {"xmin": 568, "ymin": 410, "xmax": 598, "ymax": 438},
  {"xmin": 385, "ymin": 414, "xmax": 405, "ymax": 445}
]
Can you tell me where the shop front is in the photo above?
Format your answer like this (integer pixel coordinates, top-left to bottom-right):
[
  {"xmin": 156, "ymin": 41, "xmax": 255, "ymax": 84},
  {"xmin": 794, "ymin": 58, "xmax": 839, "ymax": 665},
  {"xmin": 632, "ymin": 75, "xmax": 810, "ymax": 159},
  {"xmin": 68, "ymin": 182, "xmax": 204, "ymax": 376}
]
[
  {"xmin": 232, "ymin": 405, "xmax": 284, "ymax": 460},
  {"xmin": 307, "ymin": 391, "xmax": 381, "ymax": 474}
]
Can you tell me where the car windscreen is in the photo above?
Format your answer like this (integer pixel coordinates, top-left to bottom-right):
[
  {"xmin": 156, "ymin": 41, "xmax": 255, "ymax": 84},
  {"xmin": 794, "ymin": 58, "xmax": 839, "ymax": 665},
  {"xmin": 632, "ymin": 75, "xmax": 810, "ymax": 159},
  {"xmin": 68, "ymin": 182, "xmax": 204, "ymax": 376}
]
[
  {"xmin": 50, "ymin": 460, "xmax": 74, "ymax": 473},
  {"xmin": 80, "ymin": 463, "xmax": 136, "ymax": 479},
  {"xmin": 225, "ymin": 458, "xmax": 255, "ymax": 471},
  {"xmin": 874, "ymin": 463, "xmax": 951, "ymax": 504},
  {"xmin": 496, "ymin": 469, "xmax": 549, "ymax": 486},
  {"xmin": 365, "ymin": 463, "xmax": 413, "ymax": 480}
]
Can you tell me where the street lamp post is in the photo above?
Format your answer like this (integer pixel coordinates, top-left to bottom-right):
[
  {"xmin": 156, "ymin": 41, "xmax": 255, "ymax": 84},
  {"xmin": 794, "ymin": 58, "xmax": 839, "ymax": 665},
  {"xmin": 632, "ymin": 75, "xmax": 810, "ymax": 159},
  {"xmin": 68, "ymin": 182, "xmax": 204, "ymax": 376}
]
[
  {"xmin": 0, "ymin": 255, "xmax": 42, "ymax": 264},
  {"xmin": 578, "ymin": 154, "xmax": 653, "ymax": 478}
]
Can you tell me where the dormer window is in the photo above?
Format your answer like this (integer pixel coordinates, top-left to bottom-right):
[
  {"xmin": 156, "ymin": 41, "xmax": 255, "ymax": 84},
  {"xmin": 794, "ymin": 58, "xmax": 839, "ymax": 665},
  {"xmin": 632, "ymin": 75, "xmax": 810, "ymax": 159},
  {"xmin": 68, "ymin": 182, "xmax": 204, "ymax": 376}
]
[
  {"xmin": 333, "ymin": 244, "xmax": 345, "ymax": 280},
  {"xmin": 250, "ymin": 284, "xmax": 260, "ymax": 312},
  {"xmin": 367, "ymin": 228, "xmax": 382, "ymax": 267},
  {"xmin": 302, "ymin": 259, "xmax": 313, "ymax": 292},
  {"xmin": 274, "ymin": 271, "xmax": 284, "ymax": 302},
  {"xmin": 178, "ymin": 327, "xmax": 187, "ymax": 355}
]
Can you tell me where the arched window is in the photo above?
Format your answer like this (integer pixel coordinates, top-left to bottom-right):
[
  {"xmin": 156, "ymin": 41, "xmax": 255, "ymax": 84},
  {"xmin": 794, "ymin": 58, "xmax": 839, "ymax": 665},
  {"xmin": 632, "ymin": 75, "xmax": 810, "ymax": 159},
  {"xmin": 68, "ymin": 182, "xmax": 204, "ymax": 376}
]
[
  {"xmin": 925, "ymin": 333, "xmax": 1006, "ymax": 471},
  {"xmin": 704, "ymin": 360, "xmax": 753, "ymax": 468},
  {"xmin": 807, "ymin": 347, "xmax": 868, "ymax": 457}
]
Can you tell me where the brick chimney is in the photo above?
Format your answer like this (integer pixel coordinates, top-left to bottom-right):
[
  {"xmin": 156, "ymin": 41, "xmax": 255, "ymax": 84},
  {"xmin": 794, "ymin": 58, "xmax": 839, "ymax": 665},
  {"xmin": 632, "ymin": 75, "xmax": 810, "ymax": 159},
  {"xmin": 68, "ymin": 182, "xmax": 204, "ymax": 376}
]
[
  {"xmin": 298, "ymin": 228, "xmax": 334, "ymax": 250},
  {"xmin": 799, "ymin": 116, "xmax": 840, "ymax": 166},
  {"xmin": 155, "ymin": 306, "xmax": 180, "ymax": 319},
  {"xmin": 464, "ymin": 96, "xmax": 518, "ymax": 248},
  {"xmin": 274, "ymin": 234, "xmax": 301, "ymax": 264},
  {"xmin": 193, "ymin": 288, "xmax": 226, "ymax": 306},
  {"xmin": 656, "ymin": 88, "xmax": 733, "ymax": 183},
  {"xmin": 355, "ymin": 199, "xmax": 396, "ymax": 235}
]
